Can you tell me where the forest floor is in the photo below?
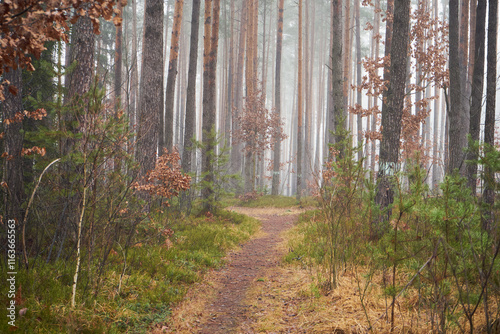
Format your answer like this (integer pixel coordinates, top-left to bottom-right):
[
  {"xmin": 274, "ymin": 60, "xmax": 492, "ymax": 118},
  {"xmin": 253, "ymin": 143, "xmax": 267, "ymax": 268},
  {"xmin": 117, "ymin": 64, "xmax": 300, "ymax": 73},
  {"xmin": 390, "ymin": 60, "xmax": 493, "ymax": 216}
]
[
  {"xmin": 154, "ymin": 206, "xmax": 320, "ymax": 334},
  {"xmin": 152, "ymin": 205, "xmax": 479, "ymax": 334}
]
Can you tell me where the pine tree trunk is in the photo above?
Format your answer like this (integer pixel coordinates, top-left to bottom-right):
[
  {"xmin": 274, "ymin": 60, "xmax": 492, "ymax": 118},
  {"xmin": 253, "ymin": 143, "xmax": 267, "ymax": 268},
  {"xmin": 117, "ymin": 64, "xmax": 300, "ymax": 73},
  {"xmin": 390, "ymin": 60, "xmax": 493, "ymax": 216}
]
[
  {"xmin": 448, "ymin": 0, "xmax": 467, "ymax": 174},
  {"xmin": 483, "ymin": 0, "xmax": 497, "ymax": 231},
  {"xmin": 164, "ymin": 0, "xmax": 185, "ymax": 151},
  {"xmin": 466, "ymin": 0, "xmax": 486, "ymax": 192},
  {"xmin": 64, "ymin": 12, "xmax": 95, "ymax": 155},
  {"xmin": 370, "ymin": 0, "xmax": 381, "ymax": 173},
  {"xmin": 225, "ymin": 0, "xmax": 235, "ymax": 149},
  {"xmin": 182, "ymin": 0, "xmax": 201, "ymax": 173},
  {"xmin": 114, "ymin": 3, "xmax": 123, "ymax": 172},
  {"xmin": 129, "ymin": 0, "xmax": 139, "ymax": 149},
  {"xmin": 137, "ymin": 0, "xmax": 164, "ymax": 178},
  {"xmin": 374, "ymin": 0, "xmax": 411, "ymax": 238},
  {"xmin": 330, "ymin": 0, "xmax": 344, "ymax": 151},
  {"xmin": 2, "ymin": 67, "xmax": 24, "ymax": 224},
  {"xmin": 272, "ymin": 0, "xmax": 285, "ymax": 196},
  {"xmin": 343, "ymin": 0, "xmax": 351, "ymax": 116},
  {"xmin": 231, "ymin": 0, "xmax": 247, "ymax": 180},
  {"xmin": 355, "ymin": 0, "xmax": 362, "ymax": 162},
  {"xmin": 460, "ymin": 0, "xmax": 470, "ymax": 103},
  {"xmin": 202, "ymin": 0, "xmax": 213, "ymax": 202},
  {"xmin": 201, "ymin": 0, "xmax": 221, "ymax": 210},
  {"xmin": 244, "ymin": 0, "xmax": 258, "ymax": 194},
  {"xmin": 297, "ymin": 0, "xmax": 304, "ymax": 201}
]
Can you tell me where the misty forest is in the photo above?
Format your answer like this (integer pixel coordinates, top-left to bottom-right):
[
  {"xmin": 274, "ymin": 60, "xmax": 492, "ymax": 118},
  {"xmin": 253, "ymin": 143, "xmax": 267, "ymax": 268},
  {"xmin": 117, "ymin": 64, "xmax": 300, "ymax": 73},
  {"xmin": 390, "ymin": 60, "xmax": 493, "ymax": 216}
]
[{"xmin": 1, "ymin": 0, "xmax": 500, "ymax": 332}]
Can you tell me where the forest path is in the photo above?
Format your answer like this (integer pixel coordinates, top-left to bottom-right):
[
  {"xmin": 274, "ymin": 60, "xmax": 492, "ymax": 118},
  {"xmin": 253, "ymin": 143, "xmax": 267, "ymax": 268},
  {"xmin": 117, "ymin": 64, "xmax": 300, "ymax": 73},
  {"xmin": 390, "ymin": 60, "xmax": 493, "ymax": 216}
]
[{"xmin": 159, "ymin": 206, "xmax": 305, "ymax": 333}]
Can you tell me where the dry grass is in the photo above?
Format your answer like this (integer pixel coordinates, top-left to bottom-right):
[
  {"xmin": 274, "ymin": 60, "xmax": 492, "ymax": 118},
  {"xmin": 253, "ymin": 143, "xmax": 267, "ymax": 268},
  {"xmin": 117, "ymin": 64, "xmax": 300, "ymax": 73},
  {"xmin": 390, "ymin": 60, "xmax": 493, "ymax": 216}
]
[
  {"xmin": 235, "ymin": 221, "xmax": 497, "ymax": 334},
  {"xmin": 154, "ymin": 206, "xmax": 497, "ymax": 333},
  {"xmin": 151, "ymin": 267, "xmax": 222, "ymax": 333}
]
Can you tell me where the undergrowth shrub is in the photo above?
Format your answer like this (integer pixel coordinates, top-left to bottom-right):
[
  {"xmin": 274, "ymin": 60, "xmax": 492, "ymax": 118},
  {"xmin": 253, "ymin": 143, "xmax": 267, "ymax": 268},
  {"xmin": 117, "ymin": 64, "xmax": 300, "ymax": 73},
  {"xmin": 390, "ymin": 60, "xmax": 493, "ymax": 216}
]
[
  {"xmin": 0, "ymin": 209, "xmax": 259, "ymax": 333},
  {"xmin": 286, "ymin": 138, "xmax": 500, "ymax": 333},
  {"xmin": 315, "ymin": 136, "xmax": 367, "ymax": 289},
  {"xmin": 0, "ymin": 82, "xmax": 259, "ymax": 333}
]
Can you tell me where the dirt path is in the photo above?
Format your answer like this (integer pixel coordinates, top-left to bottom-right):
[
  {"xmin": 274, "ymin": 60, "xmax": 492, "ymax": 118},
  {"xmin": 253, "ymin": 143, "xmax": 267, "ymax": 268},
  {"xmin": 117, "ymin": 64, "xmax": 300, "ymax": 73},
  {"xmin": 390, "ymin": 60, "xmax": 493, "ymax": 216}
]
[{"xmin": 160, "ymin": 207, "xmax": 303, "ymax": 333}]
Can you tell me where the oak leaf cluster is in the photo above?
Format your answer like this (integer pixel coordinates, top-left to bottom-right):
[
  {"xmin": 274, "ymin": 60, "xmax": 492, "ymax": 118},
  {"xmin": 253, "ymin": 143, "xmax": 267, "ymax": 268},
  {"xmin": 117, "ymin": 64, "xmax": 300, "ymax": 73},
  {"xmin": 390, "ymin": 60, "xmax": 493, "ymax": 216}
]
[
  {"xmin": 0, "ymin": 0, "xmax": 126, "ymax": 101},
  {"xmin": 134, "ymin": 149, "xmax": 191, "ymax": 205}
]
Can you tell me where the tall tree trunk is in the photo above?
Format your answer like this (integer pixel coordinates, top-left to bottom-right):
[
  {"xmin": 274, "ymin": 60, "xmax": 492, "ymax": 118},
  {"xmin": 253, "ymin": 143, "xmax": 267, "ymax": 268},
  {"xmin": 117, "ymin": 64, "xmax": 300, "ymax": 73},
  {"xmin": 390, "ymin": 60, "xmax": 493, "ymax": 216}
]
[
  {"xmin": 343, "ymin": 0, "xmax": 351, "ymax": 115},
  {"xmin": 164, "ymin": 0, "xmax": 185, "ymax": 151},
  {"xmin": 469, "ymin": 0, "xmax": 477, "ymax": 96},
  {"xmin": 114, "ymin": 2, "xmax": 123, "ymax": 172},
  {"xmin": 460, "ymin": 0, "xmax": 470, "ymax": 102},
  {"xmin": 225, "ymin": 0, "xmax": 235, "ymax": 149},
  {"xmin": 65, "ymin": 14, "xmax": 95, "ymax": 105},
  {"xmin": 136, "ymin": 0, "xmax": 164, "ymax": 178},
  {"xmin": 374, "ymin": 0, "xmax": 411, "ymax": 237},
  {"xmin": 201, "ymin": 0, "xmax": 221, "ymax": 210},
  {"xmin": 297, "ymin": 0, "xmax": 304, "ymax": 200},
  {"xmin": 231, "ymin": 0, "xmax": 247, "ymax": 180},
  {"xmin": 371, "ymin": 0, "xmax": 381, "ymax": 173},
  {"xmin": 161, "ymin": 0, "xmax": 171, "ymax": 154},
  {"xmin": 448, "ymin": 0, "xmax": 467, "ymax": 174},
  {"xmin": 182, "ymin": 0, "xmax": 201, "ymax": 174},
  {"xmin": 129, "ymin": 0, "xmax": 139, "ymax": 150},
  {"xmin": 64, "ymin": 11, "xmax": 95, "ymax": 159},
  {"xmin": 114, "ymin": 3, "xmax": 123, "ymax": 111},
  {"xmin": 483, "ymin": 0, "xmax": 497, "ymax": 231},
  {"xmin": 305, "ymin": 0, "xmax": 315, "ymax": 192},
  {"xmin": 272, "ymin": 0, "xmax": 285, "ymax": 196},
  {"xmin": 202, "ymin": 0, "xmax": 213, "ymax": 200},
  {"xmin": 330, "ymin": 0, "xmax": 344, "ymax": 152},
  {"xmin": 244, "ymin": 0, "xmax": 258, "ymax": 193},
  {"xmin": 355, "ymin": 0, "xmax": 362, "ymax": 162},
  {"xmin": 432, "ymin": 0, "xmax": 440, "ymax": 188},
  {"xmin": 326, "ymin": 0, "xmax": 333, "ymax": 160},
  {"xmin": 2, "ymin": 67, "xmax": 24, "ymax": 224},
  {"xmin": 466, "ymin": 0, "xmax": 486, "ymax": 192}
]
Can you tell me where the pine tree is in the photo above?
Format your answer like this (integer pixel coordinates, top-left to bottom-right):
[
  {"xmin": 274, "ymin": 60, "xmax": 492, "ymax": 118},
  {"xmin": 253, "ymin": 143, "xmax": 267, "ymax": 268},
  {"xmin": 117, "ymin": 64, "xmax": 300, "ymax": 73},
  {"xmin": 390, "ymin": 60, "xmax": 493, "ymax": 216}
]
[
  {"xmin": 182, "ymin": 0, "xmax": 201, "ymax": 173},
  {"xmin": 164, "ymin": 0, "xmax": 185, "ymax": 151},
  {"xmin": 136, "ymin": 0, "xmax": 164, "ymax": 178},
  {"xmin": 272, "ymin": 0, "xmax": 285, "ymax": 196},
  {"xmin": 374, "ymin": 0, "xmax": 411, "ymax": 236},
  {"xmin": 466, "ymin": 0, "xmax": 487, "ymax": 192}
]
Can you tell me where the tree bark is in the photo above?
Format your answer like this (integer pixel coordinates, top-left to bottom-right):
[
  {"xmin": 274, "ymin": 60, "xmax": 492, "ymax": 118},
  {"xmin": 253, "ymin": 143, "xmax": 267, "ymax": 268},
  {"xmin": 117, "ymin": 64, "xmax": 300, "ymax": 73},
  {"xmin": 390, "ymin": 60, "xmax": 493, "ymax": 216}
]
[
  {"xmin": 182, "ymin": 0, "xmax": 201, "ymax": 174},
  {"xmin": 201, "ymin": 0, "xmax": 221, "ymax": 210},
  {"xmin": 355, "ymin": 0, "xmax": 363, "ymax": 162},
  {"xmin": 136, "ymin": 0, "xmax": 164, "ymax": 178},
  {"xmin": 63, "ymin": 12, "xmax": 95, "ymax": 156},
  {"xmin": 129, "ymin": 0, "xmax": 139, "ymax": 150},
  {"xmin": 164, "ymin": 0, "xmax": 185, "ymax": 151},
  {"xmin": 272, "ymin": 0, "xmax": 285, "ymax": 196},
  {"xmin": 114, "ymin": 3, "xmax": 123, "ymax": 111},
  {"xmin": 244, "ymin": 0, "xmax": 258, "ymax": 194},
  {"xmin": 374, "ymin": 0, "xmax": 411, "ymax": 237},
  {"xmin": 297, "ymin": 0, "xmax": 304, "ymax": 200},
  {"xmin": 330, "ymin": 0, "xmax": 343, "ymax": 150},
  {"xmin": 448, "ymin": 0, "xmax": 467, "ymax": 174},
  {"xmin": 466, "ymin": 0, "xmax": 486, "ymax": 192},
  {"xmin": 2, "ymin": 67, "xmax": 24, "ymax": 224},
  {"xmin": 114, "ymin": 2, "xmax": 123, "ymax": 172},
  {"xmin": 230, "ymin": 0, "xmax": 247, "ymax": 180},
  {"xmin": 225, "ymin": 0, "xmax": 235, "ymax": 150},
  {"xmin": 483, "ymin": 0, "xmax": 497, "ymax": 231}
]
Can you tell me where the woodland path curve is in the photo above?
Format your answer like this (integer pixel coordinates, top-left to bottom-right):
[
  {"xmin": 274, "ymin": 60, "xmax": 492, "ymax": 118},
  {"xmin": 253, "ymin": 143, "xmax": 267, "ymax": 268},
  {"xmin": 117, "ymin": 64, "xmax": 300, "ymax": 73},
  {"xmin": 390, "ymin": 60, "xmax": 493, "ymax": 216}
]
[{"xmin": 159, "ymin": 206, "xmax": 304, "ymax": 333}]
